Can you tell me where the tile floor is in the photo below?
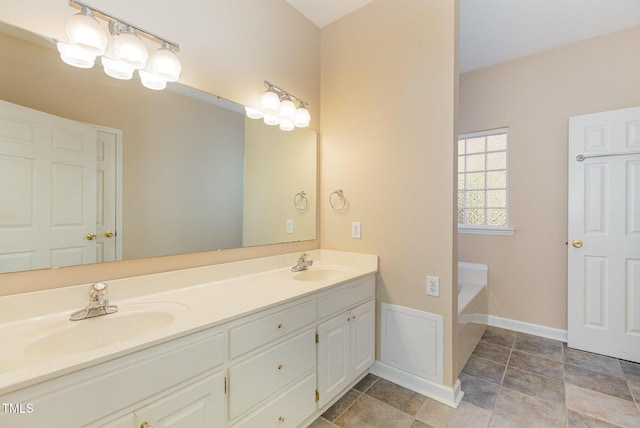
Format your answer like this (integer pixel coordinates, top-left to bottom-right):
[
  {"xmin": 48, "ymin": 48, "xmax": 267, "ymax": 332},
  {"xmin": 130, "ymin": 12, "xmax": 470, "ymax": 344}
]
[{"xmin": 309, "ymin": 326, "xmax": 640, "ymax": 428}]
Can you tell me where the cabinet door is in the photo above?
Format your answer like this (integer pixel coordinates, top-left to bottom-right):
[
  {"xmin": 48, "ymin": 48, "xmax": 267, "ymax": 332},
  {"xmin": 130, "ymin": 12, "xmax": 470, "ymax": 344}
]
[
  {"xmin": 350, "ymin": 300, "xmax": 375, "ymax": 377},
  {"xmin": 316, "ymin": 312, "xmax": 350, "ymax": 408},
  {"xmin": 134, "ymin": 371, "xmax": 225, "ymax": 428}
]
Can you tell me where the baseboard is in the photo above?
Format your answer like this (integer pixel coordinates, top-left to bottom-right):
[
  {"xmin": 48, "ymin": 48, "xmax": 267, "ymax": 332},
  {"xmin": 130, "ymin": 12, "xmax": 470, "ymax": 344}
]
[
  {"xmin": 488, "ymin": 315, "xmax": 568, "ymax": 342},
  {"xmin": 370, "ymin": 361, "xmax": 463, "ymax": 409}
]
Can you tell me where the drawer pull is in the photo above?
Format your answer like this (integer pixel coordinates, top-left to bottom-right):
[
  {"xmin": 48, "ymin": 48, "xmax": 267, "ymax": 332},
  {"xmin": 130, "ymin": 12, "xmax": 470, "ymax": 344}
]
[
  {"xmin": 278, "ymin": 416, "xmax": 286, "ymax": 423},
  {"xmin": 277, "ymin": 323, "xmax": 287, "ymax": 333},
  {"xmin": 277, "ymin": 364, "xmax": 285, "ymax": 373}
]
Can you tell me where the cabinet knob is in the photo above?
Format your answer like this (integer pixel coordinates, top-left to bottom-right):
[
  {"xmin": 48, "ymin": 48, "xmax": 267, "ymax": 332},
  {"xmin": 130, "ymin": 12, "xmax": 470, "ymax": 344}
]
[
  {"xmin": 277, "ymin": 323, "xmax": 287, "ymax": 333},
  {"xmin": 140, "ymin": 422, "xmax": 150, "ymax": 428},
  {"xmin": 277, "ymin": 364, "xmax": 285, "ymax": 373},
  {"xmin": 278, "ymin": 416, "xmax": 286, "ymax": 423}
]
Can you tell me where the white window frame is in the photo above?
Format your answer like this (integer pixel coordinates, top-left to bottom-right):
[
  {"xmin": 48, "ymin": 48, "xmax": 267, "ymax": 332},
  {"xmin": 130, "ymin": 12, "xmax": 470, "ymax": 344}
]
[{"xmin": 457, "ymin": 127, "xmax": 514, "ymax": 236}]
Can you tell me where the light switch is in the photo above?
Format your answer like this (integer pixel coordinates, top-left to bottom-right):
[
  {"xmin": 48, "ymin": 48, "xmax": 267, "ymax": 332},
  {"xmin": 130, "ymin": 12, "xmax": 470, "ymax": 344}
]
[
  {"xmin": 286, "ymin": 219, "xmax": 293, "ymax": 234},
  {"xmin": 351, "ymin": 221, "xmax": 361, "ymax": 239}
]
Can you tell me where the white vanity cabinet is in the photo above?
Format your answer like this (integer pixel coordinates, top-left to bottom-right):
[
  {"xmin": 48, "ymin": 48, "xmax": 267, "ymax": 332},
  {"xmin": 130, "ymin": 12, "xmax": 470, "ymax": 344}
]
[
  {"xmin": 0, "ymin": 269, "xmax": 377, "ymax": 428},
  {"xmin": 316, "ymin": 277, "xmax": 375, "ymax": 408},
  {"xmin": 226, "ymin": 298, "xmax": 317, "ymax": 427},
  {"xmin": 0, "ymin": 329, "xmax": 226, "ymax": 428}
]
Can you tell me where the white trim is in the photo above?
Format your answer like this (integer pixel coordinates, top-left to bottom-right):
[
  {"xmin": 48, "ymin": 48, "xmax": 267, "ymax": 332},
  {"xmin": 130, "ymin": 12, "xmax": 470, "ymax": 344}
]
[
  {"xmin": 488, "ymin": 315, "xmax": 568, "ymax": 342},
  {"xmin": 370, "ymin": 361, "xmax": 463, "ymax": 409},
  {"xmin": 458, "ymin": 127, "xmax": 509, "ymax": 140},
  {"xmin": 458, "ymin": 227, "xmax": 515, "ymax": 236}
]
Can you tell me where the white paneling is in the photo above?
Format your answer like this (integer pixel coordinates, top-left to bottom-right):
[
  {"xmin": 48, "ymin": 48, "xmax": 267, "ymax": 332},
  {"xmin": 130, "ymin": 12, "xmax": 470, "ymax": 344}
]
[
  {"xmin": 584, "ymin": 256, "xmax": 608, "ymax": 327},
  {"xmin": 0, "ymin": 155, "xmax": 33, "ymax": 226},
  {"xmin": 585, "ymin": 125, "xmax": 609, "ymax": 151},
  {"xmin": 51, "ymin": 128, "xmax": 86, "ymax": 155},
  {"xmin": 380, "ymin": 303, "xmax": 443, "ymax": 383},
  {"xmin": 628, "ymin": 161, "xmax": 640, "ymax": 236},
  {"xmin": 627, "ymin": 259, "xmax": 640, "ymax": 335},
  {"xmin": 627, "ymin": 120, "xmax": 640, "ymax": 148},
  {"xmin": 51, "ymin": 163, "xmax": 84, "ymax": 227},
  {"xmin": 50, "ymin": 246, "xmax": 85, "ymax": 268},
  {"xmin": 0, "ymin": 114, "xmax": 33, "ymax": 145},
  {"xmin": 97, "ymin": 169, "xmax": 105, "ymax": 225},
  {"xmin": 585, "ymin": 163, "xmax": 608, "ymax": 234},
  {"xmin": 0, "ymin": 251, "xmax": 34, "ymax": 273}
]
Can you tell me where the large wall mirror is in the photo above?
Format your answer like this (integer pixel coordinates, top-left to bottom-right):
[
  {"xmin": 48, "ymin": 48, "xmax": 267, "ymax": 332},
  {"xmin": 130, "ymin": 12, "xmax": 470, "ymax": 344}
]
[{"xmin": 0, "ymin": 22, "xmax": 317, "ymax": 275}]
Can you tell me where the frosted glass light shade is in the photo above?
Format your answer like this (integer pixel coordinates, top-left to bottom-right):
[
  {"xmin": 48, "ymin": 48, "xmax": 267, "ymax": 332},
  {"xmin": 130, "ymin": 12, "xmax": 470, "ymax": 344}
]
[
  {"xmin": 245, "ymin": 107, "xmax": 264, "ymax": 119},
  {"xmin": 263, "ymin": 114, "xmax": 279, "ymax": 126},
  {"xmin": 260, "ymin": 90, "xmax": 280, "ymax": 114},
  {"xmin": 139, "ymin": 70, "xmax": 167, "ymax": 90},
  {"xmin": 57, "ymin": 41, "xmax": 96, "ymax": 69},
  {"xmin": 278, "ymin": 99, "xmax": 296, "ymax": 122},
  {"xmin": 147, "ymin": 46, "xmax": 181, "ymax": 82},
  {"xmin": 113, "ymin": 30, "xmax": 148, "ymax": 69},
  {"xmin": 101, "ymin": 56, "xmax": 134, "ymax": 80},
  {"xmin": 294, "ymin": 107, "xmax": 311, "ymax": 128},
  {"xmin": 65, "ymin": 10, "xmax": 108, "ymax": 56},
  {"xmin": 279, "ymin": 120, "xmax": 295, "ymax": 131}
]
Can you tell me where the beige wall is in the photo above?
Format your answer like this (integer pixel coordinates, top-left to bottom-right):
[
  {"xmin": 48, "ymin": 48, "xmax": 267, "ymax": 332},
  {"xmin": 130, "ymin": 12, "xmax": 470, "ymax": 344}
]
[
  {"xmin": 243, "ymin": 121, "xmax": 317, "ymax": 246},
  {"xmin": 320, "ymin": 0, "xmax": 459, "ymax": 386},
  {"xmin": 0, "ymin": 1, "xmax": 320, "ymax": 295},
  {"xmin": 458, "ymin": 26, "xmax": 640, "ymax": 330}
]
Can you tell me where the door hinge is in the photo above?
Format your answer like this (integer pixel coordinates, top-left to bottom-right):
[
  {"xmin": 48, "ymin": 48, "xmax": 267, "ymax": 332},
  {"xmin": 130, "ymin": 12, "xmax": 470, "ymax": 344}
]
[
  {"xmin": 315, "ymin": 333, "xmax": 319, "ymax": 343},
  {"xmin": 315, "ymin": 390, "xmax": 319, "ymax": 402},
  {"xmin": 224, "ymin": 376, "xmax": 227, "ymax": 394}
]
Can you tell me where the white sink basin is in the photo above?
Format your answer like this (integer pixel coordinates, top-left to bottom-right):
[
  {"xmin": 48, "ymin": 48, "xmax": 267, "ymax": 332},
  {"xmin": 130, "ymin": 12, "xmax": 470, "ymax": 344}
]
[
  {"xmin": 23, "ymin": 303, "xmax": 185, "ymax": 357},
  {"xmin": 291, "ymin": 269, "xmax": 346, "ymax": 282}
]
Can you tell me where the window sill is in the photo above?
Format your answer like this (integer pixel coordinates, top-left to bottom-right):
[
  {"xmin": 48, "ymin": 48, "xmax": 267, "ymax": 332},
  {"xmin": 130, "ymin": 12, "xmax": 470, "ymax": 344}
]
[{"xmin": 458, "ymin": 227, "xmax": 515, "ymax": 236}]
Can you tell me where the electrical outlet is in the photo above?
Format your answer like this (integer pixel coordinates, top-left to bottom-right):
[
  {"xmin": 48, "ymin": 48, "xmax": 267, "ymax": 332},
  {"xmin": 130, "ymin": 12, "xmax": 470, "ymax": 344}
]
[
  {"xmin": 426, "ymin": 276, "xmax": 440, "ymax": 297},
  {"xmin": 351, "ymin": 221, "xmax": 361, "ymax": 239}
]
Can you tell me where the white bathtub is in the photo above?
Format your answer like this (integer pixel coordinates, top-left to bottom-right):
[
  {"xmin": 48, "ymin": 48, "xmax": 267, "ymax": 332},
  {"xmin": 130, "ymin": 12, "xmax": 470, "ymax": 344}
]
[{"xmin": 457, "ymin": 262, "xmax": 488, "ymax": 375}]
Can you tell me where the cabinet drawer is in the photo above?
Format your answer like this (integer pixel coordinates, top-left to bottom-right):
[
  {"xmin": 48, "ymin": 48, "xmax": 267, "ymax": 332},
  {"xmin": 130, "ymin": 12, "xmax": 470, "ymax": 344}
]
[
  {"xmin": 0, "ymin": 329, "xmax": 224, "ymax": 428},
  {"xmin": 233, "ymin": 373, "xmax": 316, "ymax": 428},
  {"xmin": 228, "ymin": 328, "xmax": 315, "ymax": 421},
  {"xmin": 229, "ymin": 300, "xmax": 316, "ymax": 359},
  {"xmin": 317, "ymin": 276, "xmax": 375, "ymax": 319}
]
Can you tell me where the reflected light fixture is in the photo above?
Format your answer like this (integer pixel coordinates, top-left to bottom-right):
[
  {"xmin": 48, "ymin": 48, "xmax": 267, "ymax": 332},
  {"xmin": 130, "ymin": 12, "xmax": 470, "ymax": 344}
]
[
  {"xmin": 245, "ymin": 81, "xmax": 311, "ymax": 131},
  {"xmin": 56, "ymin": 0, "xmax": 181, "ymax": 90}
]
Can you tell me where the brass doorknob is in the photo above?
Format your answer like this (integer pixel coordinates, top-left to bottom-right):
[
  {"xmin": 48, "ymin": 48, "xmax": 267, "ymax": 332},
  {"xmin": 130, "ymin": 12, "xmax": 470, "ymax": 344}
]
[
  {"xmin": 572, "ymin": 240, "xmax": 583, "ymax": 248},
  {"xmin": 86, "ymin": 233, "xmax": 97, "ymax": 241},
  {"xmin": 104, "ymin": 231, "xmax": 114, "ymax": 238}
]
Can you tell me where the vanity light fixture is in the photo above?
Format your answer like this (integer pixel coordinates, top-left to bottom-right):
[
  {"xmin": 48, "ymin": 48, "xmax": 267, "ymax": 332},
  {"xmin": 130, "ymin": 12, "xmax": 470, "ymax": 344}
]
[
  {"xmin": 57, "ymin": 0, "xmax": 181, "ymax": 90},
  {"xmin": 245, "ymin": 81, "xmax": 311, "ymax": 131}
]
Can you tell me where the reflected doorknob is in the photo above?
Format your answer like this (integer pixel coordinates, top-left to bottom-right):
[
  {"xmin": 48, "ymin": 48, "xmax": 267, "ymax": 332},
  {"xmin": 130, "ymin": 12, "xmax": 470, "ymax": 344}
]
[
  {"xmin": 104, "ymin": 231, "xmax": 114, "ymax": 238},
  {"xmin": 572, "ymin": 240, "xmax": 583, "ymax": 248},
  {"xmin": 86, "ymin": 233, "xmax": 97, "ymax": 241}
]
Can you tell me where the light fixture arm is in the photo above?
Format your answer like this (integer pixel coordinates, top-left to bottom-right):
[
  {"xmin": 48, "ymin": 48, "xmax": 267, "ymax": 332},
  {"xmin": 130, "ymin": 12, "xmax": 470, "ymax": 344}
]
[
  {"xmin": 69, "ymin": 0, "xmax": 179, "ymax": 51},
  {"xmin": 264, "ymin": 81, "xmax": 308, "ymax": 108}
]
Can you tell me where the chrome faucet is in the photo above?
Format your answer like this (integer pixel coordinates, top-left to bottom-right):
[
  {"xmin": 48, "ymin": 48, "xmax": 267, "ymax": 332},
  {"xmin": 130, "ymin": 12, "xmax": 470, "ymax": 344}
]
[
  {"xmin": 291, "ymin": 253, "xmax": 313, "ymax": 272},
  {"xmin": 70, "ymin": 282, "xmax": 118, "ymax": 321}
]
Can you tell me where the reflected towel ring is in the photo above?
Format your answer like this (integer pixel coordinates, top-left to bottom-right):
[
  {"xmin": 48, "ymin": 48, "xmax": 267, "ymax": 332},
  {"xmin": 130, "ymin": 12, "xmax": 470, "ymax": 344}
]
[
  {"xmin": 329, "ymin": 189, "xmax": 346, "ymax": 211},
  {"xmin": 294, "ymin": 191, "xmax": 309, "ymax": 211}
]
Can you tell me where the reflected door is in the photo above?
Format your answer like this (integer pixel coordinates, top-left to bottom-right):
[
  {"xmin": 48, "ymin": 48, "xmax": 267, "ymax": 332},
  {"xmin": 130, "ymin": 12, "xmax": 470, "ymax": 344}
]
[
  {"xmin": 96, "ymin": 130, "xmax": 118, "ymax": 263},
  {"xmin": 0, "ymin": 100, "xmax": 97, "ymax": 273},
  {"xmin": 568, "ymin": 106, "xmax": 640, "ymax": 363}
]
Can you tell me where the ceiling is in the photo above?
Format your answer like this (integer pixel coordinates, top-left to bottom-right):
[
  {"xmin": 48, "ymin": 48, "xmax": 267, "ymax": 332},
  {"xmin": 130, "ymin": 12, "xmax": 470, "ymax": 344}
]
[{"xmin": 286, "ymin": 0, "xmax": 640, "ymax": 73}]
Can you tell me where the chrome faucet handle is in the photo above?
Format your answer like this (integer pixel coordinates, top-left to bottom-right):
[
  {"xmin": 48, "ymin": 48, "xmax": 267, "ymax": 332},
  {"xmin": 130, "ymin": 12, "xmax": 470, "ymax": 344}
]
[
  {"xmin": 297, "ymin": 253, "xmax": 308, "ymax": 263},
  {"xmin": 89, "ymin": 282, "xmax": 109, "ymax": 305}
]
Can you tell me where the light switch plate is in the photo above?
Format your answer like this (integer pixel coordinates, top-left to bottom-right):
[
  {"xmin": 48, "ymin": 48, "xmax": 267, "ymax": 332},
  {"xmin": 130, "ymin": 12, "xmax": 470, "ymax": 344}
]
[
  {"xmin": 351, "ymin": 221, "xmax": 361, "ymax": 239},
  {"xmin": 286, "ymin": 219, "xmax": 293, "ymax": 234}
]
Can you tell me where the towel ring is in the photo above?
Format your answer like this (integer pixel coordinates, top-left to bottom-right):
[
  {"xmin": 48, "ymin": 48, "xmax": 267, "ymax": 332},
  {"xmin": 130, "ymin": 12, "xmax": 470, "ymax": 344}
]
[
  {"xmin": 329, "ymin": 189, "xmax": 346, "ymax": 211},
  {"xmin": 294, "ymin": 191, "xmax": 309, "ymax": 211}
]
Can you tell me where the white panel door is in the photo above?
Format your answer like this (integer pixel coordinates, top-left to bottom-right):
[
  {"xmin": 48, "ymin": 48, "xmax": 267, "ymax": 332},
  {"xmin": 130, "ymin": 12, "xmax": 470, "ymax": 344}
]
[
  {"xmin": 317, "ymin": 313, "xmax": 350, "ymax": 408},
  {"xmin": 0, "ymin": 100, "xmax": 97, "ymax": 272},
  {"xmin": 568, "ymin": 105, "xmax": 640, "ymax": 363},
  {"xmin": 95, "ymin": 130, "xmax": 118, "ymax": 263},
  {"xmin": 350, "ymin": 300, "xmax": 375, "ymax": 377}
]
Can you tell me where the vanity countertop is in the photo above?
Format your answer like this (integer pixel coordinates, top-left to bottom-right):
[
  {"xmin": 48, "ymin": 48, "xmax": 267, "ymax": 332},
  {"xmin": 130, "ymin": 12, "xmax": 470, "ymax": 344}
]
[{"xmin": 0, "ymin": 249, "xmax": 377, "ymax": 396}]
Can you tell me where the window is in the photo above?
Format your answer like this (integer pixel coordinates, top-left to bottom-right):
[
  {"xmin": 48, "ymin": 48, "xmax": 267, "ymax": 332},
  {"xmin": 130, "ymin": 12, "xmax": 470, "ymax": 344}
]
[{"xmin": 457, "ymin": 128, "xmax": 512, "ymax": 235}]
